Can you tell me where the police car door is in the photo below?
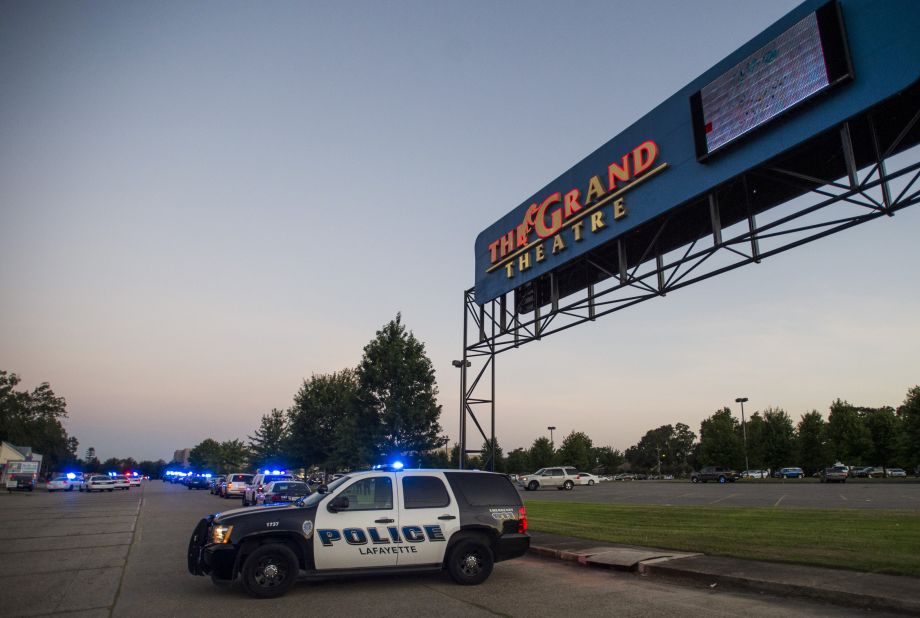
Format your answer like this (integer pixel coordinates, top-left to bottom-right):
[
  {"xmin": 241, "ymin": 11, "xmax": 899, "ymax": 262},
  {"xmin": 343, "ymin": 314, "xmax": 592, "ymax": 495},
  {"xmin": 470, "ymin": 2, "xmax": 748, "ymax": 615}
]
[
  {"xmin": 396, "ymin": 472, "xmax": 460, "ymax": 567},
  {"xmin": 313, "ymin": 473, "xmax": 399, "ymax": 571}
]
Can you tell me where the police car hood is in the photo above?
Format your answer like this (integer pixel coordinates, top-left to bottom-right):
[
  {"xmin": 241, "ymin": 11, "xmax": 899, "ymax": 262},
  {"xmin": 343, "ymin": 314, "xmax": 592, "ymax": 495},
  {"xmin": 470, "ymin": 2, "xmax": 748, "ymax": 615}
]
[{"xmin": 215, "ymin": 503, "xmax": 295, "ymax": 521}]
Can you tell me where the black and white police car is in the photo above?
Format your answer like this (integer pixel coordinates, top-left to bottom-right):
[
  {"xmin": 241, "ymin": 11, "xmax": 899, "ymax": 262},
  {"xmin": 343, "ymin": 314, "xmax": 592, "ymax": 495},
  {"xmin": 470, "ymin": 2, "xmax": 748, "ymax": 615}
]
[{"xmin": 188, "ymin": 465, "xmax": 530, "ymax": 598}]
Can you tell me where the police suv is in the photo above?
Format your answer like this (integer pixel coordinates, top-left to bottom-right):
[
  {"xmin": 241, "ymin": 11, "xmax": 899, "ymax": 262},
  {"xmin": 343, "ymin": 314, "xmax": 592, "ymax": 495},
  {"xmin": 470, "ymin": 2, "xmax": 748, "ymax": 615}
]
[{"xmin": 188, "ymin": 467, "xmax": 530, "ymax": 598}]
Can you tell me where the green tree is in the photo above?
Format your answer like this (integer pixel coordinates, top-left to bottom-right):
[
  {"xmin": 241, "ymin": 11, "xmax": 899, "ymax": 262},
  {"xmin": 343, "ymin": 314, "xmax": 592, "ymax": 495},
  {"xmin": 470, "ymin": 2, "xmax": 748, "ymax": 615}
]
[
  {"xmin": 288, "ymin": 370, "xmax": 367, "ymax": 471},
  {"xmin": 897, "ymin": 386, "xmax": 920, "ymax": 470},
  {"xmin": 480, "ymin": 438, "xmax": 504, "ymax": 472},
  {"xmin": 827, "ymin": 399, "xmax": 871, "ymax": 464},
  {"xmin": 529, "ymin": 436, "xmax": 554, "ymax": 469},
  {"xmin": 698, "ymin": 407, "xmax": 743, "ymax": 468},
  {"xmin": 138, "ymin": 459, "xmax": 166, "ymax": 479},
  {"xmin": 556, "ymin": 431, "xmax": 593, "ymax": 471},
  {"xmin": 593, "ymin": 446, "xmax": 625, "ymax": 474},
  {"xmin": 796, "ymin": 410, "xmax": 829, "ymax": 475},
  {"xmin": 219, "ymin": 439, "xmax": 249, "ymax": 472},
  {"xmin": 100, "ymin": 457, "xmax": 122, "ymax": 472},
  {"xmin": 862, "ymin": 407, "xmax": 900, "ymax": 469},
  {"xmin": 248, "ymin": 408, "xmax": 289, "ymax": 470},
  {"xmin": 742, "ymin": 412, "xmax": 767, "ymax": 470},
  {"xmin": 505, "ymin": 448, "xmax": 531, "ymax": 474},
  {"xmin": 189, "ymin": 438, "xmax": 223, "ymax": 472},
  {"xmin": 626, "ymin": 424, "xmax": 695, "ymax": 474},
  {"xmin": 0, "ymin": 371, "xmax": 78, "ymax": 472},
  {"xmin": 761, "ymin": 407, "xmax": 796, "ymax": 472},
  {"xmin": 419, "ymin": 448, "xmax": 450, "ymax": 469},
  {"xmin": 356, "ymin": 314, "xmax": 447, "ymax": 460}
]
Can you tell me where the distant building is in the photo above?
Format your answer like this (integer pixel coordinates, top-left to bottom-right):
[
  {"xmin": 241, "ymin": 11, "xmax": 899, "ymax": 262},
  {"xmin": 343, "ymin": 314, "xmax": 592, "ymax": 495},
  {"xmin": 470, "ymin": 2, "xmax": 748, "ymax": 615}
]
[
  {"xmin": 1, "ymin": 441, "xmax": 44, "ymax": 483},
  {"xmin": 173, "ymin": 448, "xmax": 191, "ymax": 467}
]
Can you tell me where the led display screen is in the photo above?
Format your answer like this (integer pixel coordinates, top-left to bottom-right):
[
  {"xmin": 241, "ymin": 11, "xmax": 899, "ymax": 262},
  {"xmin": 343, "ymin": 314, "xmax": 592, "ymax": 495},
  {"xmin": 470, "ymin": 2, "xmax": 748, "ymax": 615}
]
[{"xmin": 691, "ymin": 0, "xmax": 852, "ymax": 160}]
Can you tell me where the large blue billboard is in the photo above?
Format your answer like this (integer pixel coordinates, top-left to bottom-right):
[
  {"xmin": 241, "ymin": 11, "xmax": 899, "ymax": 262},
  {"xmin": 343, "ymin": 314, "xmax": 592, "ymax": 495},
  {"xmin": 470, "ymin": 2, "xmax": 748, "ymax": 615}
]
[{"xmin": 474, "ymin": 0, "xmax": 920, "ymax": 305}]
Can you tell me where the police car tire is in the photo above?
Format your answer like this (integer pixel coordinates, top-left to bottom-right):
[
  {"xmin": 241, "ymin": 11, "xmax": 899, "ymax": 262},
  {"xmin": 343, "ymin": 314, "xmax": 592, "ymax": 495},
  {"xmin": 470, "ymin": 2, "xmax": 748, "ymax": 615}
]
[
  {"xmin": 447, "ymin": 538, "xmax": 494, "ymax": 585},
  {"xmin": 241, "ymin": 544, "xmax": 299, "ymax": 598}
]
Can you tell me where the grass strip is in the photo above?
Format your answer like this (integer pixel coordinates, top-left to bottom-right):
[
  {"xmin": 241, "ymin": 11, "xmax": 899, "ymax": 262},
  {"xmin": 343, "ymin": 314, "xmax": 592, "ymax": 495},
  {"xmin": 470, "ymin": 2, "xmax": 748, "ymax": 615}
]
[{"xmin": 525, "ymin": 501, "xmax": 920, "ymax": 577}]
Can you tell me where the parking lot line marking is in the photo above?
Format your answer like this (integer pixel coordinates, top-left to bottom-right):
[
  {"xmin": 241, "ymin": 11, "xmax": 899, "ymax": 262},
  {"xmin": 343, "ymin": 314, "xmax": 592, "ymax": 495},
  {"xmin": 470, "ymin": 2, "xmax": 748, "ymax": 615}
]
[
  {"xmin": 773, "ymin": 495, "xmax": 786, "ymax": 507},
  {"xmin": 709, "ymin": 493, "xmax": 738, "ymax": 505},
  {"xmin": 839, "ymin": 494, "xmax": 848, "ymax": 501}
]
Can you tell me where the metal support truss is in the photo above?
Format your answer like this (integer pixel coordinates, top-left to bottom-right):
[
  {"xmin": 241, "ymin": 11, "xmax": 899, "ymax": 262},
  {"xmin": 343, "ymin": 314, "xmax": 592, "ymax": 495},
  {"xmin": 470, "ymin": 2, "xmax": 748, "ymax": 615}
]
[{"xmin": 458, "ymin": 98, "xmax": 920, "ymax": 464}]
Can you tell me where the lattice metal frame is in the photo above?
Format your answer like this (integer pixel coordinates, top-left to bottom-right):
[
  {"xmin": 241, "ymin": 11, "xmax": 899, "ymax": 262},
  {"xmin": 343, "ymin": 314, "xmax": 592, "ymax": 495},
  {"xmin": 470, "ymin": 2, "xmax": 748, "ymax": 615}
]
[{"xmin": 458, "ymin": 102, "xmax": 920, "ymax": 469}]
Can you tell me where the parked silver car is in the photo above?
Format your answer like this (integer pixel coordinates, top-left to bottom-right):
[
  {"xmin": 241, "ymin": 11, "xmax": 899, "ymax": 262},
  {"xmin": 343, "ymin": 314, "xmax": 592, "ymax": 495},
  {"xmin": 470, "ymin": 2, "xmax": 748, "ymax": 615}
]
[{"xmin": 519, "ymin": 467, "xmax": 579, "ymax": 491}]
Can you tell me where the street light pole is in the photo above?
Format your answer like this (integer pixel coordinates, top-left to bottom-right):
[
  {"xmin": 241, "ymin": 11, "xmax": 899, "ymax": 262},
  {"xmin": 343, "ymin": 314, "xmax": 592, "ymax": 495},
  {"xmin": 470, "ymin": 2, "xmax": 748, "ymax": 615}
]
[
  {"xmin": 735, "ymin": 397, "xmax": 749, "ymax": 473},
  {"xmin": 547, "ymin": 426, "xmax": 556, "ymax": 449},
  {"xmin": 453, "ymin": 359, "xmax": 471, "ymax": 469}
]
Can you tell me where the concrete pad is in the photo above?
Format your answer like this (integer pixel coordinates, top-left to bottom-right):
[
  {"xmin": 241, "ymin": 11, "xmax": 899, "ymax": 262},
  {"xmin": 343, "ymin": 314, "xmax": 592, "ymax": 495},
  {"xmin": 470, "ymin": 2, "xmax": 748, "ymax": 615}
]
[
  {"xmin": 0, "ymin": 544, "xmax": 129, "ymax": 576},
  {"xmin": 642, "ymin": 554, "xmax": 920, "ymax": 615},
  {"xmin": 585, "ymin": 548, "xmax": 699, "ymax": 570}
]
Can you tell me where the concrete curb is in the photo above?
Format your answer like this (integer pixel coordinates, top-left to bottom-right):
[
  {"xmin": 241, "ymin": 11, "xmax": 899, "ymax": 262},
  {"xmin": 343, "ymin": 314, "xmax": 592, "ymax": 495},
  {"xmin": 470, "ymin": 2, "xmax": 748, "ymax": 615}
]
[
  {"xmin": 527, "ymin": 536, "xmax": 920, "ymax": 616},
  {"xmin": 638, "ymin": 557, "xmax": 920, "ymax": 616}
]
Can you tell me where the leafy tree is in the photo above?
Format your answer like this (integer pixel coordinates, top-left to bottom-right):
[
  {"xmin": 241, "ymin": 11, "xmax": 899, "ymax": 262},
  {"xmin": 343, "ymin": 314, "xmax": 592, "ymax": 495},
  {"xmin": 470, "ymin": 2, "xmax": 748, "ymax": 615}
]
[
  {"xmin": 505, "ymin": 447, "xmax": 531, "ymax": 474},
  {"xmin": 897, "ymin": 386, "xmax": 920, "ymax": 471},
  {"xmin": 670, "ymin": 423, "xmax": 697, "ymax": 473},
  {"xmin": 761, "ymin": 407, "xmax": 796, "ymax": 472},
  {"xmin": 827, "ymin": 399, "xmax": 871, "ymax": 464},
  {"xmin": 528, "ymin": 436, "xmax": 554, "ymax": 470},
  {"xmin": 356, "ymin": 314, "xmax": 447, "ymax": 460},
  {"xmin": 480, "ymin": 438, "xmax": 504, "ymax": 472},
  {"xmin": 796, "ymin": 411, "xmax": 829, "ymax": 475},
  {"xmin": 219, "ymin": 439, "xmax": 249, "ymax": 472},
  {"xmin": 449, "ymin": 443, "xmax": 474, "ymax": 469},
  {"xmin": 288, "ymin": 370, "xmax": 365, "ymax": 471},
  {"xmin": 742, "ymin": 412, "xmax": 767, "ymax": 470},
  {"xmin": 138, "ymin": 459, "xmax": 166, "ymax": 479},
  {"xmin": 189, "ymin": 438, "xmax": 223, "ymax": 472},
  {"xmin": 248, "ymin": 408, "xmax": 289, "ymax": 470},
  {"xmin": 0, "ymin": 371, "xmax": 78, "ymax": 472},
  {"xmin": 100, "ymin": 457, "xmax": 122, "ymax": 472},
  {"xmin": 419, "ymin": 448, "xmax": 450, "ymax": 469},
  {"xmin": 698, "ymin": 407, "xmax": 743, "ymax": 468},
  {"xmin": 592, "ymin": 446, "xmax": 625, "ymax": 474},
  {"xmin": 556, "ymin": 431, "xmax": 593, "ymax": 470},
  {"xmin": 862, "ymin": 407, "xmax": 900, "ymax": 469}
]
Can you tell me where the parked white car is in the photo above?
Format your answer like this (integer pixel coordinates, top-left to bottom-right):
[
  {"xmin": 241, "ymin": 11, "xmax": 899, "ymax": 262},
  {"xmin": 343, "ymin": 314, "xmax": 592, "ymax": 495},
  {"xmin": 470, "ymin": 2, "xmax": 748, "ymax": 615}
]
[
  {"xmin": 575, "ymin": 472, "xmax": 600, "ymax": 486},
  {"xmin": 47, "ymin": 476, "xmax": 74, "ymax": 492},
  {"xmin": 84, "ymin": 475, "xmax": 115, "ymax": 492},
  {"xmin": 741, "ymin": 469, "xmax": 769, "ymax": 479},
  {"xmin": 113, "ymin": 476, "xmax": 131, "ymax": 490}
]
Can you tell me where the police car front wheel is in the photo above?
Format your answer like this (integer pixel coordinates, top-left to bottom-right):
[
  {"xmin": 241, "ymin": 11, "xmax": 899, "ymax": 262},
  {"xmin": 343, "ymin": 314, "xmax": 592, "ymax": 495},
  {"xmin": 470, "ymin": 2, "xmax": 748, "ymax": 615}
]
[
  {"xmin": 241, "ymin": 544, "xmax": 299, "ymax": 598},
  {"xmin": 447, "ymin": 539, "xmax": 494, "ymax": 585}
]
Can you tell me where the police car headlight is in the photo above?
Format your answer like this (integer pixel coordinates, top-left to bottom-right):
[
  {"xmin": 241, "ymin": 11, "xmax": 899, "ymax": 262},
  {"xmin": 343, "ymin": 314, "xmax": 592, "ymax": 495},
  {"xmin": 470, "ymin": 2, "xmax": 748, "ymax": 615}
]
[{"xmin": 210, "ymin": 525, "xmax": 233, "ymax": 544}]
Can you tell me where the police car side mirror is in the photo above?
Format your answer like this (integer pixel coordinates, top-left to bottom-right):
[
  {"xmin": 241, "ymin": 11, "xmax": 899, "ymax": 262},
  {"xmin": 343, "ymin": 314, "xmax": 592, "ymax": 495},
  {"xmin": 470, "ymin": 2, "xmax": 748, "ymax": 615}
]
[{"xmin": 327, "ymin": 495, "xmax": 349, "ymax": 513}]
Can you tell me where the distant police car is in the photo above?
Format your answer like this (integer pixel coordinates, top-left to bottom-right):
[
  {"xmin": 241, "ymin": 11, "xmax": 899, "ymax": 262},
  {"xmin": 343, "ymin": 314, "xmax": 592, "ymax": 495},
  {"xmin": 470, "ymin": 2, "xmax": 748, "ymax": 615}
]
[{"xmin": 188, "ymin": 467, "xmax": 529, "ymax": 598}]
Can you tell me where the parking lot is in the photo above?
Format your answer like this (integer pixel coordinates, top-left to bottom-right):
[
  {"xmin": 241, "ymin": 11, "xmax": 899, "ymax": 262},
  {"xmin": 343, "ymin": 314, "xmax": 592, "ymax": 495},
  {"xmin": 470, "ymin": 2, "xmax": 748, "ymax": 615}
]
[
  {"xmin": 520, "ymin": 479, "xmax": 920, "ymax": 510},
  {"xmin": 0, "ymin": 480, "xmax": 912, "ymax": 617}
]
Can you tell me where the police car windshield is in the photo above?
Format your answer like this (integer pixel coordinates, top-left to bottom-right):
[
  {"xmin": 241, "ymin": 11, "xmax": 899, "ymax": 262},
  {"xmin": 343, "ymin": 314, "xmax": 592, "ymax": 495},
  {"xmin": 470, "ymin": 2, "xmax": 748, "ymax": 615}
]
[{"xmin": 297, "ymin": 475, "xmax": 350, "ymax": 508}]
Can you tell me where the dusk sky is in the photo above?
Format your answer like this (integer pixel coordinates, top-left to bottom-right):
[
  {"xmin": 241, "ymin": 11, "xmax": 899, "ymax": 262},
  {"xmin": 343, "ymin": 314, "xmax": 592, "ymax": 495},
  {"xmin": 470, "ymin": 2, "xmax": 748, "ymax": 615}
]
[{"xmin": 2, "ymin": 1, "xmax": 918, "ymax": 463}]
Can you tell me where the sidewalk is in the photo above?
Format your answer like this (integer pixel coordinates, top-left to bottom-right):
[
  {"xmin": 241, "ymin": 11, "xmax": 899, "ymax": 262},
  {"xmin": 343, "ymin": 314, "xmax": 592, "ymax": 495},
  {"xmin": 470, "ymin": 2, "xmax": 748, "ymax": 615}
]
[{"xmin": 528, "ymin": 531, "xmax": 920, "ymax": 615}]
